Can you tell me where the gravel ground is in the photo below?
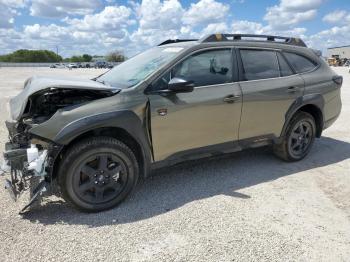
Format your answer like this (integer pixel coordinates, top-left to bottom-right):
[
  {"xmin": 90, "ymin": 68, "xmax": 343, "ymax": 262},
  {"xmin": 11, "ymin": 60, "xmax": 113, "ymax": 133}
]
[{"xmin": 0, "ymin": 67, "xmax": 349, "ymax": 261}]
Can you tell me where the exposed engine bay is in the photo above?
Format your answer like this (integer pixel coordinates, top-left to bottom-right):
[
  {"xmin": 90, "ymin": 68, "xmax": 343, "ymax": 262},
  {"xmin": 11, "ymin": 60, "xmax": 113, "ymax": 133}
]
[
  {"xmin": 1, "ymin": 83, "xmax": 118, "ymax": 212},
  {"xmin": 22, "ymin": 88, "xmax": 115, "ymax": 124}
]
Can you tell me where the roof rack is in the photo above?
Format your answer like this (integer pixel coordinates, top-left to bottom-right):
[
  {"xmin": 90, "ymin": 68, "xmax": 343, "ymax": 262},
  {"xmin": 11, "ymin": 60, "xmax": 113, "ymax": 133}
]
[
  {"xmin": 158, "ymin": 39, "xmax": 198, "ymax": 46},
  {"xmin": 199, "ymin": 34, "xmax": 307, "ymax": 47}
]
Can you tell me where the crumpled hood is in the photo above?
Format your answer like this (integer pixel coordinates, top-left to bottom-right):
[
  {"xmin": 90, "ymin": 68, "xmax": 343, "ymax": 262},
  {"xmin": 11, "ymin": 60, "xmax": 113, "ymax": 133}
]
[{"xmin": 10, "ymin": 76, "xmax": 119, "ymax": 121}]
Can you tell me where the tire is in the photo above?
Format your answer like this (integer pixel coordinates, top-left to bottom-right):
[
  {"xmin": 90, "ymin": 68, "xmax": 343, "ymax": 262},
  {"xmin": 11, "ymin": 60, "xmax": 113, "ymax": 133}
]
[
  {"xmin": 273, "ymin": 111, "xmax": 316, "ymax": 162},
  {"xmin": 58, "ymin": 137, "xmax": 139, "ymax": 212}
]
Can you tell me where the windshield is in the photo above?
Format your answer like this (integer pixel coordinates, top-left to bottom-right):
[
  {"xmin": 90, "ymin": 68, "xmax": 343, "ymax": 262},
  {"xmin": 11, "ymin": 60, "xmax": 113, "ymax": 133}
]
[{"xmin": 97, "ymin": 46, "xmax": 183, "ymax": 88}]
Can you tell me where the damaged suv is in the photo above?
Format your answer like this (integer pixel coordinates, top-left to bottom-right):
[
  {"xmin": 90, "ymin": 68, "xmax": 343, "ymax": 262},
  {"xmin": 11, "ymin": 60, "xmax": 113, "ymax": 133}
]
[{"xmin": 2, "ymin": 34, "xmax": 342, "ymax": 212}]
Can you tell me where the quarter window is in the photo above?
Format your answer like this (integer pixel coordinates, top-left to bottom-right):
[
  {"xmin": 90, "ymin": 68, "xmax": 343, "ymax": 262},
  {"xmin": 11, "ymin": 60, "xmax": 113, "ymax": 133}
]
[
  {"xmin": 284, "ymin": 52, "xmax": 317, "ymax": 73},
  {"xmin": 277, "ymin": 52, "xmax": 294, "ymax": 77},
  {"xmin": 240, "ymin": 50, "xmax": 280, "ymax": 80},
  {"xmin": 172, "ymin": 49, "xmax": 233, "ymax": 87}
]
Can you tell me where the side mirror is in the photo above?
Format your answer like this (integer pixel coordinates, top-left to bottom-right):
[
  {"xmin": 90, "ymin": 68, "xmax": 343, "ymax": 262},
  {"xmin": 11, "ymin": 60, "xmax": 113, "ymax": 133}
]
[{"xmin": 168, "ymin": 77, "xmax": 194, "ymax": 93}]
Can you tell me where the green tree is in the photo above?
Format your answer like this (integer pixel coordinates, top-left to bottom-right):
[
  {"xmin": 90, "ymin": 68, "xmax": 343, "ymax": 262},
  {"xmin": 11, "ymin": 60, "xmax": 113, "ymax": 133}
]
[
  {"xmin": 0, "ymin": 49, "xmax": 62, "ymax": 62},
  {"xmin": 62, "ymin": 54, "xmax": 93, "ymax": 63},
  {"xmin": 106, "ymin": 50, "xmax": 126, "ymax": 62},
  {"xmin": 70, "ymin": 56, "xmax": 85, "ymax": 63},
  {"xmin": 82, "ymin": 54, "xmax": 92, "ymax": 62}
]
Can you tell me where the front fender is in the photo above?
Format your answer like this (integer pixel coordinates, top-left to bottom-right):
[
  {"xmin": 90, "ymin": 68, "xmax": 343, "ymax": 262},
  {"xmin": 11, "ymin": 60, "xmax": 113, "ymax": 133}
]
[
  {"xmin": 30, "ymin": 109, "xmax": 152, "ymax": 175},
  {"xmin": 53, "ymin": 110, "xmax": 146, "ymax": 146}
]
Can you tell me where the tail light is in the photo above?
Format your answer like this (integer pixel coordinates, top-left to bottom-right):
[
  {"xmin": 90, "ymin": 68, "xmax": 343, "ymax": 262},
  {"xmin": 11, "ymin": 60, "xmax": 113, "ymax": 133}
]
[{"xmin": 332, "ymin": 75, "xmax": 343, "ymax": 86}]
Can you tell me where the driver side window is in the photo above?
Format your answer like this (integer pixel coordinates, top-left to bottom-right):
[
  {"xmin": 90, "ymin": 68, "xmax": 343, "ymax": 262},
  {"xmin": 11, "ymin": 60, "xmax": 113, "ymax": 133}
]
[{"xmin": 152, "ymin": 49, "xmax": 233, "ymax": 90}]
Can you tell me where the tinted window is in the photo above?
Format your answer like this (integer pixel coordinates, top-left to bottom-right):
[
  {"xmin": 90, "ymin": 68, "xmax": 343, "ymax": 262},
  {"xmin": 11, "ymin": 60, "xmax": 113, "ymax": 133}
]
[
  {"xmin": 284, "ymin": 52, "xmax": 317, "ymax": 73},
  {"xmin": 277, "ymin": 53, "xmax": 294, "ymax": 77},
  {"xmin": 240, "ymin": 50, "xmax": 280, "ymax": 80},
  {"xmin": 172, "ymin": 49, "xmax": 233, "ymax": 87},
  {"xmin": 152, "ymin": 71, "xmax": 171, "ymax": 91}
]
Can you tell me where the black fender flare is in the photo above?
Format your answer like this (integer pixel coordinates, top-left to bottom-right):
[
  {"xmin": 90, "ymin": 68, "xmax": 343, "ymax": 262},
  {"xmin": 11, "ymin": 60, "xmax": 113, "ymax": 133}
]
[
  {"xmin": 279, "ymin": 94, "xmax": 325, "ymax": 141},
  {"xmin": 53, "ymin": 110, "xmax": 152, "ymax": 176}
]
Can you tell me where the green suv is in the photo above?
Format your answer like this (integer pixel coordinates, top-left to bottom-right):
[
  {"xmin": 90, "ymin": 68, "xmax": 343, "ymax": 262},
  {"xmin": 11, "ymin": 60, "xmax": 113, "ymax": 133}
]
[{"xmin": 2, "ymin": 34, "xmax": 342, "ymax": 212}]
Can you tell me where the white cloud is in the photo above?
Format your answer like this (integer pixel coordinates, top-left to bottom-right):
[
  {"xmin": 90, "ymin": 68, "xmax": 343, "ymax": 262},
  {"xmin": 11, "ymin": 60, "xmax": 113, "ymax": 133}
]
[
  {"xmin": 0, "ymin": 5, "xmax": 16, "ymax": 28},
  {"xmin": 0, "ymin": 0, "xmax": 345, "ymax": 58},
  {"xmin": 65, "ymin": 5, "xmax": 133, "ymax": 31},
  {"xmin": 307, "ymin": 24, "xmax": 350, "ymax": 51},
  {"xmin": 0, "ymin": 0, "xmax": 26, "ymax": 28},
  {"xmin": 137, "ymin": 0, "xmax": 184, "ymax": 30},
  {"xmin": 279, "ymin": 0, "xmax": 323, "ymax": 12},
  {"xmin": 230, "ymin": 20, "xmax": 307, "ymax": 38},
  {"xmin": 1, "ymin": 0, "xmax": 26, "ymax": 8},
  {"xmin": 30, "ymin": 0, "xmax": 102, "ymax": 18},
  {"xmin": 24, "ymin": 23, "xmax": 69, "ymax": 39},
  {"xmin": 264, "ymin": 0, "xmax": 324, "ymax": 30},
  {"xmin": 231, "ymin": 20, "xmax": 266, "ymax": 34},
  {"xmin": 182, "ymin": 0, "xmax": 230, "ymax": 26},
  {"xmin": 201, "ymin": 22, "xmax": 228, "ymax": 35},
  {"xmin": 323, "ymin": 10, "xmax": 350, "ymax": 24}
]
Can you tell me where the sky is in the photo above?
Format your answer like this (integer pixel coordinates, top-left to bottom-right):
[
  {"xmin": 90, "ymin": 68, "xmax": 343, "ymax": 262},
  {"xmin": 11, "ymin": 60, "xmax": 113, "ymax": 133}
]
[{"xmin": 0, "ymin": 0, "xmax": 349, "ymax": 57}]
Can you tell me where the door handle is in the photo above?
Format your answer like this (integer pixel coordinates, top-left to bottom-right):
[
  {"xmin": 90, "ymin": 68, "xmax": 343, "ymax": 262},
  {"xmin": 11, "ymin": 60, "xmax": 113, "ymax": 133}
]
[
  {"xmin": 287, "ymin": 86, "xmax": 300, "ymax": 93},
  {"xmin": 223, "ymin": 95, "xmax": 240, "ymax": 103}
]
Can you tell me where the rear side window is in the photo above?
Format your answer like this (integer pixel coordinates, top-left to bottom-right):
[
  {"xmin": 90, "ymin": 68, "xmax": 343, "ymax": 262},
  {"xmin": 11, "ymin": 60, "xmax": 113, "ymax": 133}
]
[
  {"xmin": 284, "ymin": 52, "xmax": 317, "ymax": 73},
  {"xmin": 277, "ymin": 53, "xmax": 294, "ymax": 77},
  {"xmin": 240, "ymin": 50, "xmax": 280, "ymax": 80}
]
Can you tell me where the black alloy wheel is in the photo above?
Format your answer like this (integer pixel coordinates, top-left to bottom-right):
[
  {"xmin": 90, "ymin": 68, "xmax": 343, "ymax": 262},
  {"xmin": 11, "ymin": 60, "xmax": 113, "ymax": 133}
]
[
  {"xmin": 73, "ymin": 154, "xmax": 127, "ymax": 205},
  {"xmin": 59, "ymin": 137, "xmax": 139, "ymax": 212},
  {"xmin": 273, "ymin": 111, "xmax": 316, "ymax": 162},
  {"xmin": 288, "ymin": 120, "xmax": 313, "ymax": 159}
]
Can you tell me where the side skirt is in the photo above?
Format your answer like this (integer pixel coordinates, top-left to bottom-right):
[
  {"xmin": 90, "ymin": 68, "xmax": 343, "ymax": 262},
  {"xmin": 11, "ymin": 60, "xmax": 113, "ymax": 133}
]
[{"xmin": 150, "ymin": 134, "xmax": 275, "ymax": 170}]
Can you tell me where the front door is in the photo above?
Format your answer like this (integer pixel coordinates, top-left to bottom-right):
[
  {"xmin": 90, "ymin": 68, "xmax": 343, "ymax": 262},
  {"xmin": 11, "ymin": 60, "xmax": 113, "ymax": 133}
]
[{"xmin": 148, "ymin": 48, "xmax": 242, "ymax": 161}]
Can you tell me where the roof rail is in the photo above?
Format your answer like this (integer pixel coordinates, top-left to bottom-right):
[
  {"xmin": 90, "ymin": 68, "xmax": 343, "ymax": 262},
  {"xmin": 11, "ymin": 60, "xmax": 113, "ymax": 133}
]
[
  {"xmin": 158, "ymin": 39, "xmax": 198, "ymax": 46},
  {"xmin": 199, "ymin": 34, "xmax": 307, "ymax": 47}
]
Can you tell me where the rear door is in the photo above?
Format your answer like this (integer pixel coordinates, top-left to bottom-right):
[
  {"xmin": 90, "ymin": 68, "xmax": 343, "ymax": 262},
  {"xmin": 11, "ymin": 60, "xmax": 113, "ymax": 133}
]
[
  {"xmin": 147, "ymin": 48, "xmax": 243, "ymax": 161},
  {"xmin": 237, "ymin": 48, "xmax": 305, "ymax": 140}
]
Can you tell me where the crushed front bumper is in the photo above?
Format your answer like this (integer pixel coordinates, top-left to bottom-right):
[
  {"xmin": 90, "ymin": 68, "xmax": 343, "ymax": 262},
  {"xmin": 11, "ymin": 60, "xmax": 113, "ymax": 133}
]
[
  {"xmin": 1, "ymin": 119, "xmax": 62, "ymax": 212},
  {"xmin": 1, "ymin": 141, "xmax": 49, "ymax": 212}
]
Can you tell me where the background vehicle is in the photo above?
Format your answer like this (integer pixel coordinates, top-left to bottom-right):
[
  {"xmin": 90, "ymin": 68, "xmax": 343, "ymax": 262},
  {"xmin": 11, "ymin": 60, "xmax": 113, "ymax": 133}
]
[
  {"xmin": 67, "ymin": 63, "xmax": 78, "ymax": 69},
  {"xmin": 50, "ymin": 63, "xmax": 65, "ymax": 69},
  {"xmin": 94, "ymin": 61, "xmax": 108, "ymax": 68},
  {"xmin": 2, "ymin": 34, "xmax": 342, "ymax": 212}
]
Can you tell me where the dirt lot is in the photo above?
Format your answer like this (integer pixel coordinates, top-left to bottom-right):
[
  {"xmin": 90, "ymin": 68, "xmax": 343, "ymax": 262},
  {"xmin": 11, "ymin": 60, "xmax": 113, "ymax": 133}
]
[{"xmin": 0, "ymin": 67, "xmax": 349, "ymax": 261}]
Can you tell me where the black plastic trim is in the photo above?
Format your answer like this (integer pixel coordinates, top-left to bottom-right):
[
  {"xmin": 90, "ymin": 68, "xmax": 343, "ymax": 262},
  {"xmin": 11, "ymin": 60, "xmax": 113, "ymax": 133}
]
[
  {"xmin": 152, "ymin": 135, "xmax": 275, "ymax": 169},
  {"xmin": 52, "ymin": 110, "xmax": 152, "ymax": 177},
  {"xmin": 280, "ymin": 94, "xmax": 325, "ymax": 140}
]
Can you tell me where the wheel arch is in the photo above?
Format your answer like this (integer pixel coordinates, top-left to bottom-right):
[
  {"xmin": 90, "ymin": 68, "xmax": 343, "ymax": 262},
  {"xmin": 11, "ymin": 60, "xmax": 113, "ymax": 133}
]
[
  {"xmin": 297, "ymin": 104, "xmax": 323, "ymax": 137},
  {"xmin": 51, "ymin": 111, "xmax": 153, "ymax": 179},
  {"xmin": 280, "ymin": 94, "xmax": 325, "ymax": 140}
]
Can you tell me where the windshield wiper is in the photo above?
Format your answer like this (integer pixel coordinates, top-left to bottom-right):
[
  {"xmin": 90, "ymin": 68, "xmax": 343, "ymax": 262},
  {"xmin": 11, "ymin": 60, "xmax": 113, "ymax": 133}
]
[
  {"xmin": 93, "ymin": 78, "xmax": 110, "ymax": 86},
  {"xmin": 94, "ymin": 79, "xmax": 104, "ymax": 84}
]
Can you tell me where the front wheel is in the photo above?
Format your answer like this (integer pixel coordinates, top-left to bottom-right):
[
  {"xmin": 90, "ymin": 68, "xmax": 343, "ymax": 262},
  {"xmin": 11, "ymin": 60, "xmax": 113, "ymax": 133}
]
[
  {"xmin": 58, "ymin": 137, "xmax": 139, "ymax": 212},
  {"xmin": 274, "ymin": 112, "xmax": 316, "ymax": 162}
]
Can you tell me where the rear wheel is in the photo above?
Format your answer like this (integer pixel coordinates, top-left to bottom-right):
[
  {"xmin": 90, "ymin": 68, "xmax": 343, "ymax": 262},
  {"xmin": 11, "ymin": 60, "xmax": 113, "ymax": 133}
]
[
  {"xmin": 274, "ymin": 111, "xmax": 316, "ymax": 161},
  {"xmin": 58, "ymin": 137, "xmax": 139, "ymax": 212}
]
